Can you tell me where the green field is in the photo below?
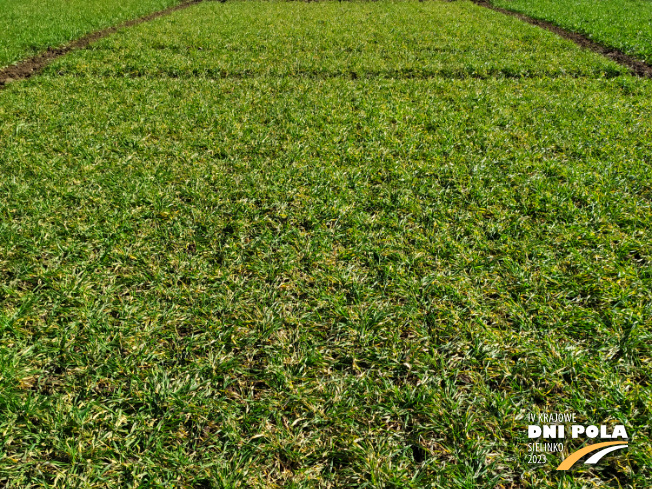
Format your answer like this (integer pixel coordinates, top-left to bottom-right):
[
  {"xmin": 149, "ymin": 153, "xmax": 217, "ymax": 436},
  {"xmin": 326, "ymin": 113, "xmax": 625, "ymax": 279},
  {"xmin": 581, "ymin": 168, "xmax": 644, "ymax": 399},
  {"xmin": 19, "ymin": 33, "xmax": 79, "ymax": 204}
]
[
  {"xmin": 491, "ymin": 0, "xmax": 652, "ymax": 64},
  {"xmin": 0, "ymin": 1, "xmax": 651, "ymax": 487},
  {"xmin": 0, "ymin": 0, "xmax": 181, "ymax": 69}
]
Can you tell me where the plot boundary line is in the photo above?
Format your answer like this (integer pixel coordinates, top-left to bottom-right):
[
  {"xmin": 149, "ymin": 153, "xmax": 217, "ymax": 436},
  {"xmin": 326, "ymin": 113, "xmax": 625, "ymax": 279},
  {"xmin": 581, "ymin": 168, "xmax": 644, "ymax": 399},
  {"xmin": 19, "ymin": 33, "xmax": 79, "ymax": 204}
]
[
  {"xmin": 0, "ymin": 0, "xmax": 208, "ymax": 89},
  {"xmin": 470, "ymin": 0, "xmax": 652, "ymax": 78}
]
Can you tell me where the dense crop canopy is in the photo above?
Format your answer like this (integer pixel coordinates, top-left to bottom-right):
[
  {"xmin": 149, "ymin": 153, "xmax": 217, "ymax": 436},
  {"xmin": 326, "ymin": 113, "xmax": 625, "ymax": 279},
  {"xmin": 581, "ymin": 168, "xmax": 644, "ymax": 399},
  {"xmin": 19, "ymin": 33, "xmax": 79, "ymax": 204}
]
[{"xmin": 0, "ymin": 1, "xmax": 650, "ymax": 487}]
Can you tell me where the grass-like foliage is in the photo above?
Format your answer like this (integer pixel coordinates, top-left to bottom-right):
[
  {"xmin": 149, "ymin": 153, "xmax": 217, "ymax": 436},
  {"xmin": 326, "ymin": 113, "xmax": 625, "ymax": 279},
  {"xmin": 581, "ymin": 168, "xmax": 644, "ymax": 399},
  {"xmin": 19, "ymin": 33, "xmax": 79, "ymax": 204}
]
[
  {"xmin": 0, "ymin": 0, "xmax": 181, "ymax": 69},
  {"xmin": 0, "ymin": 1, "xmax": 650, "ymax": 487},
  {"xmin": 491, "ymin": 0, "xmax": 652, "ymax": 64}
]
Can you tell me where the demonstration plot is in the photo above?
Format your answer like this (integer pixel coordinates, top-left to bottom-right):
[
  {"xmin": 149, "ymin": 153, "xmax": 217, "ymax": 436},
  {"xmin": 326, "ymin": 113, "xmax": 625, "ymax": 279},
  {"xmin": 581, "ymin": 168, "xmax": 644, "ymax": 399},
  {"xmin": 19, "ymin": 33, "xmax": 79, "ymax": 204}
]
[
  {"xmin": 57, "ymin": 0, "xmax": 625, "ymax": 79},
  {"xmin": 0, "ymin": 0, "xmax": 181, "ymax": 69},
  {"xmin": 491, "ymin": 0, "xmax": 652, "ymax": 64},
  {"xmin": 0, "ymin": 1, "xmax": 650, "ymax": 487}
]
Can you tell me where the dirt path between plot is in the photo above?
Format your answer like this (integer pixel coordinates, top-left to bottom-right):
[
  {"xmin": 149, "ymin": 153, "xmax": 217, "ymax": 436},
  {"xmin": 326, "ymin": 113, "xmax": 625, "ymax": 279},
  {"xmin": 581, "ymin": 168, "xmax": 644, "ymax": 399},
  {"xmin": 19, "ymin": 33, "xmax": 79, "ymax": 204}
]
[
  {"xmin": 470, "ymin": 0, "xmax": 652, "ymax": 78},
  {"xmin": 0, "ymin": 0, "xmax": 208, "ymax": 88}
]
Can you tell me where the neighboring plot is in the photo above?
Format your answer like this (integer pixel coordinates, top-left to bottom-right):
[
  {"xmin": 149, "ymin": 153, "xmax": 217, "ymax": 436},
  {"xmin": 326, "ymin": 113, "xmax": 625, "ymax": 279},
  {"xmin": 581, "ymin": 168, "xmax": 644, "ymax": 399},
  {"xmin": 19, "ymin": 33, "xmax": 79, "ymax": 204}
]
[
  {"xmin": 491, "ymin": 0, "xmax": 652, "ymax": 64},
  {"xmin": 0, "ymin": 0, "xmax": 181, "ymax": 69},
  {"xmin": 0, "ymin": 1, "xmax": 650, "ymax": 488},
  {"xmin": 56, "ymin": 0, "xmax": 624, "ymax": 79}
]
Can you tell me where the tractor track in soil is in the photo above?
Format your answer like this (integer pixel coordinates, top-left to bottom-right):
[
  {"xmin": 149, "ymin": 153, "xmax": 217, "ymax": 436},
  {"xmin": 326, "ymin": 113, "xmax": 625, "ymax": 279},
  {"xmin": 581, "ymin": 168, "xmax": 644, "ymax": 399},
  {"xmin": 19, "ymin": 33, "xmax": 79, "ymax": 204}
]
[
  {"xmin": 0, "ymin": 0, "xmax": 207, "ymax": 88},
  {"xmin": 470, "ymin": 0, "xmax": 652, "ymax": 78}
]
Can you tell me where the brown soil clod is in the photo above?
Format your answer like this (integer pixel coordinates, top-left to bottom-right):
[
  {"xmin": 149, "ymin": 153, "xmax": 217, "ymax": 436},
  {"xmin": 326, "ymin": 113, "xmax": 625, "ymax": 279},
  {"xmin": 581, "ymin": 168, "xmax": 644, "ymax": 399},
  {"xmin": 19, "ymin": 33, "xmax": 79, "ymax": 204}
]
[
  {"xmin": 471, "ymin": 0, "xmax": 652, "ymax": 78},
  {"xmin": 0, "ymin": 0, "xmax": 205, "ymax": 88}
]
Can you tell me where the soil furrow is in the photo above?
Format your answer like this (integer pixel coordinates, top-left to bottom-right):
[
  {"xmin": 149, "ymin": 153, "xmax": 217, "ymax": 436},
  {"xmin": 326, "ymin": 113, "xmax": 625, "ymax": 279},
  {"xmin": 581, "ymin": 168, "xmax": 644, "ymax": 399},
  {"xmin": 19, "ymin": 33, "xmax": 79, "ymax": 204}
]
[
  {"xmin": 470, "ymin": 0, "xmax": 652, "ymax": 78},
  {"xmin": 0, "ymin": 0, "xmax": 206, "ymax": 88}
]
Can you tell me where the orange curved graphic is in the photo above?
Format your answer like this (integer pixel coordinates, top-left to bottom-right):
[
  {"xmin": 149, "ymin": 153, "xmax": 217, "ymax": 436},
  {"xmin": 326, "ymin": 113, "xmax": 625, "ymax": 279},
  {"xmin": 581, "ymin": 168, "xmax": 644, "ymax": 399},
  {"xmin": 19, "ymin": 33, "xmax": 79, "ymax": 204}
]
[{"xmin": 556, "ymin": 441, "xmax": 629, "ymax": 470}]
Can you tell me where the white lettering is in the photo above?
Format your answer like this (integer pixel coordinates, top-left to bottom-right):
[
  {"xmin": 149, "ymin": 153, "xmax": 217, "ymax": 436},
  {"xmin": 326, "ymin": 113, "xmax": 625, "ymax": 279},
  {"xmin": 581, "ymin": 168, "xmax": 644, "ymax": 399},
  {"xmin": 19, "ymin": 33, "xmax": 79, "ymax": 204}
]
[
  {"xmin": 543, "ymin": 425, "xmax": 557, "ymax": 438},
  {"xmin": 572, "ymin": 425, "xmax": 585, "ymax": 438},
  {"xmin": 586, "ymin": 426, "xmax": 599, "ymax": 438},
  {"xmin": 529, "ymin": 425, "xmax": 542, "ymax": 438},
  {"xmin": 612, "ymin": 425, "xmax": 628, "ymax": 439},
  {"xmin": 600, "ymin": 425, "xmax": 612, "ymax": 439}
]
